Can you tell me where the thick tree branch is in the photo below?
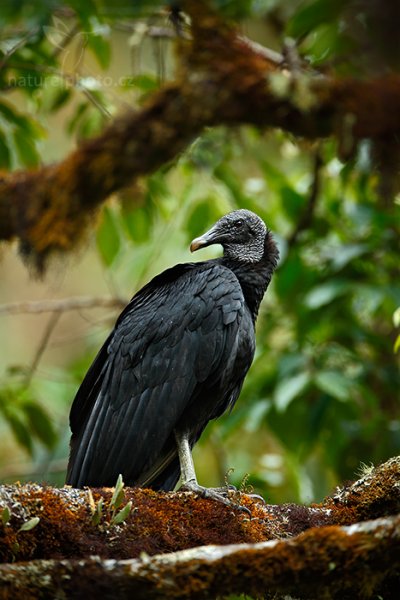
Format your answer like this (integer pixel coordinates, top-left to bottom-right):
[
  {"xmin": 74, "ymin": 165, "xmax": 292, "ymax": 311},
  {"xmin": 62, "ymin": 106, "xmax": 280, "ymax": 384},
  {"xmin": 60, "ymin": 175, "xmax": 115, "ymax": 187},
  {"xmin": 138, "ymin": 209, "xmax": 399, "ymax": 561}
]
[
  {"xmin": 1, "ymin": 516, "xmax": 399, "ymax": 600},
  {"xmin": 1, "ymin": 0, "xmax": 400, "ymax": 269},
  {"xmin": 0, "ymin": 457, "xmax": 399, "ymax": 595},
  {"xmin": 0, "ymin": 513, "xmax": 399, "ymax": 599}
]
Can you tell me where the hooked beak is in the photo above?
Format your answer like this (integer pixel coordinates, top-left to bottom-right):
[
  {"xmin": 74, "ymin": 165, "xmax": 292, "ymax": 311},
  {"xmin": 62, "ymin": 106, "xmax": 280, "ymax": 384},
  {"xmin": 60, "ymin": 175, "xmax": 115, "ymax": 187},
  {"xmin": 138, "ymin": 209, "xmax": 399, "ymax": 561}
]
[
  {"xmin": 190, "ymin": 224, "xmax": 220, "ymax": 253},
  {"xmin": 190, "ymin": 236, "xmax": 207, "ymax": 252}
]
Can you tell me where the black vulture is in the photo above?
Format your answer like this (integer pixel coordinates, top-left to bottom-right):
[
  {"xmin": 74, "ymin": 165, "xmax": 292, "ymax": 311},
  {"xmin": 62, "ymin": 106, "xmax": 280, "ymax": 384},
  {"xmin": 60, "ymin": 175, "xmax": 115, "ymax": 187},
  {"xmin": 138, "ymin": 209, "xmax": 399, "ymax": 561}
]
[{"xmin": 66, "ymin": 209, "xmax": 279, "ymax": 503}]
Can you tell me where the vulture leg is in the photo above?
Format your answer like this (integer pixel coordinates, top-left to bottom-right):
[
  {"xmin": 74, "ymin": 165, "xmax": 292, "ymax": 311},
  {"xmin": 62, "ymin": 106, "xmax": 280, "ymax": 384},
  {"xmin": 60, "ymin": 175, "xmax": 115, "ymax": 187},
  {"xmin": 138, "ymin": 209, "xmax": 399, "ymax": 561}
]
[{"xmin": 174, "ymin": 430, "xmax": 250, "ymax": 513}]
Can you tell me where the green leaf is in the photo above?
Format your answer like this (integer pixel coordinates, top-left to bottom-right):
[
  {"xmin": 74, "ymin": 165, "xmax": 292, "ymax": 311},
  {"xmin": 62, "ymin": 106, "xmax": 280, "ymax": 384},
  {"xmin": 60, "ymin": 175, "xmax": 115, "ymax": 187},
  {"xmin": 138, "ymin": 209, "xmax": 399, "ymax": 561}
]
[
  {"xmin": 23, "ymin": 402, "xmax": 58, "ymax": 450},
  {"xmin": 40, "ymin": 76, "xmax": 71, "ymax": 113},
  {"xmin": 91, "ymin": 497, "xmax": 104, "ymax": 526},
  {"xmin": 275, "ymin": 252, "xmax": 310, "ymax": 299},
  {"xmin": 11, "ymin": 541, "xmax": 20, "ymax": 556},
  {"xmin": 331, "ymin": 244, "xmax": 368, "ymax": 271},
  {"xmin": 0, "ymin": 101, "xmax": 45, "ymax": 138},
  {"xmin": 244, "ymin": 400, "xmax": 269, "ymax": 433},
  {"xmin": 67, "ymin": 0, "xmax": 100, "ymax": 28},
  {"xmin": 19, "ymin": 517, "xmax": 40, "ymax": 532},
  {"xmin": 353, "ymin": 285, "xmax": 385, "ymax": 314},
  {"xmin": 111, "ymin": 474, "xmax": 125, "ymax": 510},
  {"xmin": 214, "ymin": 164, "xmax": 249, "ymax": 205},
  {"xmin": 67, "ymin": 102, "xmax": 89, "ymax": 135},
  {"xmin": 147, "ymin": 173, "xmax": 169, "ymax": 199},
  {"xmin": 0, "ymin": 100, "xmax": 23, "ymax": 125},
  {"xmin": 280, "ymin": 186, "xmax": 305, "ymax": 222},
  {"xmin": 121, "ymin": 206, "xmax": 151, "ymax": 244},
  {"xmin": 287, "ymin": 0, "xmax": 347, "ymax": 38},
  {"xmin": 274, "ymin": 372, "xmax": 311, "ymax": 412},
  {"xmin": 120, "ymin": 74, "xmax": 158, "ymax": 93},
  {"xmin": 88, "ymin": 32, "xmax": 111, "ymax": 70},
  {"xmin": 96, "ymin": 207, "xmax": 121, "ymax": 267},
  {"xmin": 13, "ymin": 128, "xmax": 40, "ymax": 167},
  {"xmin": 186, "ymin": 201, "xmax": 215, "ymax": 240},
  {"xmin": 1, "ymin": 506, "xmax": 11, "ymax": 526},
  {"xmin": 0, "ymin": 128, "xmax": 11, "ymax": 169},
  {"xmin": 314, "ymin": 371, "xmax": 352, "ymax": 401},
  {"xmin": 212, "ymin": 0, "xmax": 254, "ymax": 19},
  {"xmin": 260, "ymin": 159, "xmax": 286, "ymax": 188},
  {"xmin": 112, "ymin": 501, "xmax": 132, "ymax": 525},
  {"xmin": 76, "ymin": 106, "xmax": 106, "ymax": 139},
  {"xmin": 278, "ymin": 353, "xmax": 309, "ymax": 378},
  {"xmin": 0, "ymin": 100, "xmax": 44, "ymax": 168},
  {"xmin": 394, "ymin": 334, "xmax": 400, "ymax": 354},
  {"xmin": 304, "ymin": 280, "xmax": 349, "ymax": 309},
  {"xmin": 5, "ymin": 413, "xmax": 33, "ymax": 455}
]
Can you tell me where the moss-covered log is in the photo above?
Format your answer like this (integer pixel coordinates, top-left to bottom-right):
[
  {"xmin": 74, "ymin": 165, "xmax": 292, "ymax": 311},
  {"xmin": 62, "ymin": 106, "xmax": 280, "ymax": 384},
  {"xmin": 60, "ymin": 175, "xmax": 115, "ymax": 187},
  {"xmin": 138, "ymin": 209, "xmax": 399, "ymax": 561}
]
[
  {"xmin": 0, "ymin": 457, "xmax": 399, "ymax": 598},
  {"xmin": 0, "ymin": 515, "xmax": 399, "ymax": 599}
]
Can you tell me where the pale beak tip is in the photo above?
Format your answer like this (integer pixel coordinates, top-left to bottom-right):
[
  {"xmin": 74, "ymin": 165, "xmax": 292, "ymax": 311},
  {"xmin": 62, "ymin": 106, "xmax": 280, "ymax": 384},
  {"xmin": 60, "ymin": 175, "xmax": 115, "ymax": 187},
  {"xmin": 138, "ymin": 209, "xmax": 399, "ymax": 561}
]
[{"xmin": 190, "ymin": 238, "xmax": 204, "ymax": 253}]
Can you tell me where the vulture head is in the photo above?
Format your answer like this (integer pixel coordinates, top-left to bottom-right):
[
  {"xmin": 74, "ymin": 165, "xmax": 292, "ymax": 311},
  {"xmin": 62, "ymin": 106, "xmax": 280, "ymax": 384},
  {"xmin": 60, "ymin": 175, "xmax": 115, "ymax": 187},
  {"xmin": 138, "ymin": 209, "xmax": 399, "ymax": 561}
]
[{"xmin": 190, "ymin": 209, "xmax": 268, "ymax": 263}]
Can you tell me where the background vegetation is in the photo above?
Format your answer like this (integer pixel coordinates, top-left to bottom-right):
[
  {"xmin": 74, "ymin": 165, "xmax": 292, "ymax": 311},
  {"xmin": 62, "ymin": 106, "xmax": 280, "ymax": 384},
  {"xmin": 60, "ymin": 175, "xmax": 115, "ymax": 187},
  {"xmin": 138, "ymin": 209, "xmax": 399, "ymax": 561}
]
[{"xmin": 0, "ymin": 0, "xmax": 399, "ymax": 504}]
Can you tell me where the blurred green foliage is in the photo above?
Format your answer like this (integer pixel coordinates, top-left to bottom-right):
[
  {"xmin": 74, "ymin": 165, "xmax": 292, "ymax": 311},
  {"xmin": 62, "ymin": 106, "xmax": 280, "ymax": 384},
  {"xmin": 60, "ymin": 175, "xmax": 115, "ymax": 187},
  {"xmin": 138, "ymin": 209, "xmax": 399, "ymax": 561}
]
[{"xmin": 0, "ymin": 0, "xmax": 399, "ymax": 502}]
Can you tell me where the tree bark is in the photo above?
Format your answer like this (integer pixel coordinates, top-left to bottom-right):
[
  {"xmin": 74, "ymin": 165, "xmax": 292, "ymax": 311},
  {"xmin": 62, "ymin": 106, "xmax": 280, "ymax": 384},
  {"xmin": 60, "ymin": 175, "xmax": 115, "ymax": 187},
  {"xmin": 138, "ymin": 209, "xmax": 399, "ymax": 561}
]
[{"xmin": 1, "ymin": 515, "xmax": 399, "ymax": 600}]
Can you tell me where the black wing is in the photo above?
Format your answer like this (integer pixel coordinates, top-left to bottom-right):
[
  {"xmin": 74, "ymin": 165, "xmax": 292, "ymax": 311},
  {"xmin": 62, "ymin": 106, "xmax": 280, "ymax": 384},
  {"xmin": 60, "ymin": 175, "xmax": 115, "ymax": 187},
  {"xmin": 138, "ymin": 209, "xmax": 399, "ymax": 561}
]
[{"xmin": 66, "ymin": 261, "xmax": 252, "ymax": 488}]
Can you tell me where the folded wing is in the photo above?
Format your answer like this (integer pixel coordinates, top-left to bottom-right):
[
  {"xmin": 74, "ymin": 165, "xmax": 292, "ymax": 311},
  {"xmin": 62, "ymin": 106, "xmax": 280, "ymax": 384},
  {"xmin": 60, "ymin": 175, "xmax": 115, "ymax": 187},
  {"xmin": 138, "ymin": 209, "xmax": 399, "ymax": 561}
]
[{"xmin": 66, "ymin": 261, "xmax": 249, "ymax": 488}]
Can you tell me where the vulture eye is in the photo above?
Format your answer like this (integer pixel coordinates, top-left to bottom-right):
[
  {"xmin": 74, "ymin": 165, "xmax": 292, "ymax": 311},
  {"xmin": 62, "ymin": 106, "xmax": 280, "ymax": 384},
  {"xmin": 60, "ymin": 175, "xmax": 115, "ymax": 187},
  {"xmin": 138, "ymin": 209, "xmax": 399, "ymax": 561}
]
[{"xmin": 234, "ymin": 219, "xmax": 243, "ymax": 228}]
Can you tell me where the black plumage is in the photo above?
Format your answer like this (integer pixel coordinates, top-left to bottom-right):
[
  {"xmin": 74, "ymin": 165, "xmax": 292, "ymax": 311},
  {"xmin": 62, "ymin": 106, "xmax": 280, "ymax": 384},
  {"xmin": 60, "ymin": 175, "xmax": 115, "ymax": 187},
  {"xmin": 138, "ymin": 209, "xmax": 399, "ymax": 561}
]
[{"xmin": 66, "ymin": 210, "xmax": 279, "ymax": 496}]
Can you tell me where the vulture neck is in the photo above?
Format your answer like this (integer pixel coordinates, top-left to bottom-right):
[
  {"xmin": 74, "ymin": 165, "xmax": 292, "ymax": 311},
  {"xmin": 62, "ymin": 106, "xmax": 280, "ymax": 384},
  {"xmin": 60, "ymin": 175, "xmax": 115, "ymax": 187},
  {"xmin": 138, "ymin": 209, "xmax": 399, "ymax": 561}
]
[{"xmin": 223, "ymin": 231, "xmax": 279, "ymax": 322}]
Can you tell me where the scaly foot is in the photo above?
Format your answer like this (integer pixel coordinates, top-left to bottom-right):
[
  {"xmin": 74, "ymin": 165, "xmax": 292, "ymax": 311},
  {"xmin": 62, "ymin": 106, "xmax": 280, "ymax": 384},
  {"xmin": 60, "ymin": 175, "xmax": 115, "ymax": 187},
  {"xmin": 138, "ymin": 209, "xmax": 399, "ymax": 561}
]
[{"xmin": 179, "ymin": 479, "xmax": 251, "ymax": 514}]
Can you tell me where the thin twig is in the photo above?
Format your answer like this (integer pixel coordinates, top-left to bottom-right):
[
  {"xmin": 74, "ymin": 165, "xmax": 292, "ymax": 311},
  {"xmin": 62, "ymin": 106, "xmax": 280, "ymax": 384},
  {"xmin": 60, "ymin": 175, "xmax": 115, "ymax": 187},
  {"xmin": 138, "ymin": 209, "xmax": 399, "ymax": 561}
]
[
  {"xmin": 114, "ymin": 22, "xmax": 188, "ymax": 40},
  {"xmin": 3, "ymin": 60, "xmax": 112, "ymax": 118},
  {"xmin": 0, "ymin": 27, "xmax": 41, "ymax": 70},
  {"xmin": 0, "ymin": 296, "xmax": 128, "ymax": 315},
  {"xmin": 288, "ymin": 148, "xmax": 323, "ymax": 247},
  {"xmin": 238, "ymin": 36, "xmax": 284, "ymax": 66},
  {"xmin": 25, "ymin": 312, "xmax": 62, "ymax": 386},
  {"xmin": 51, "ymin": 23, "xmax": 81, "ymax": 59},
  {"xmin": 80, "ymin": 87, "xmax": 112, "ymax": 119}
]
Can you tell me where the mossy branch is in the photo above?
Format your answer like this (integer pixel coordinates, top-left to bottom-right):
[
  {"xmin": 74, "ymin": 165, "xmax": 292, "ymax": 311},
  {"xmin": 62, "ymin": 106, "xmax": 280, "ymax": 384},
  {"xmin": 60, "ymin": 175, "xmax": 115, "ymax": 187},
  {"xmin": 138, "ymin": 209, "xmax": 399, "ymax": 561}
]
[
  {"xmin": 1, "ymin": 0, "xmax": 400, "ymax": 270},
  {"xmin": 0, "ymin": 515, "xmax": 399, "ymax": 600},
  {"xmin": 0, "ymin": 457, "xmax": 399, "ymax": 598}
]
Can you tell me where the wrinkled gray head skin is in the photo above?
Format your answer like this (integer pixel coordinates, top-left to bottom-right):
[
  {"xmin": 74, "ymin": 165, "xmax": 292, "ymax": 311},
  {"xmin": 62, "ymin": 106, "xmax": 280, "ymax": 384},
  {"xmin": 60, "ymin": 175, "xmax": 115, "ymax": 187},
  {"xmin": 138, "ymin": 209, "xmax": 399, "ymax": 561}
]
[{"xmin": 190, "ymin": 209, "xmax": 268, "ymax": 263}]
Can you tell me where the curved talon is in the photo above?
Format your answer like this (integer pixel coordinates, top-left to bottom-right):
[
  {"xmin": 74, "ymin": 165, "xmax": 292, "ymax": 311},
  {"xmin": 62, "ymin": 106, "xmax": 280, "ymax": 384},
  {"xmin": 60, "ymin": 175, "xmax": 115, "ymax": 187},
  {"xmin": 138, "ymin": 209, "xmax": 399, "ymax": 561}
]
[
  {"xmin": 233, "ymin": 503, "xmax": 251, "ymax": 516},
  {"xmin": 247, "ymin": 492, "xmax": 266, "ymax": 504}
]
